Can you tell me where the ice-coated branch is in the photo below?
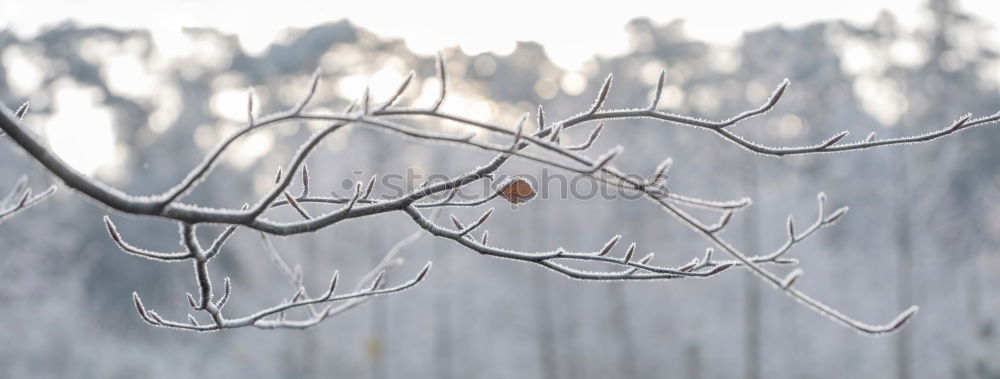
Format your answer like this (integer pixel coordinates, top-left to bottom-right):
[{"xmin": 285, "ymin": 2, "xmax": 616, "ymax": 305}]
[{"xmin": 1, "ymin": 53, "xmax": 995, "ymax": 335}]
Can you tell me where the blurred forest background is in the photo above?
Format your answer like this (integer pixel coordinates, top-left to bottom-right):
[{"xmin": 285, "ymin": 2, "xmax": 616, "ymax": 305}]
[{"xmin": 1, "ymin": 0, "xmax": 999, "ymax": 378}]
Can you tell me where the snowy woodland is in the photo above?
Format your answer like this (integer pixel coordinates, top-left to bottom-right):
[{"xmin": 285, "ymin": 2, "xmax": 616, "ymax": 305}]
[{"xmin": 1, "ymin": 0, "xmax": 1000, "ymax": 377}]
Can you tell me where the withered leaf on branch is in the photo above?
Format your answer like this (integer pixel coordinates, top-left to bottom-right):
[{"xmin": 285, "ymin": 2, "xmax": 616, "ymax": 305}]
[{"xmin": 499, "ymin": 178, "xmax": 536, "ymax": 205}]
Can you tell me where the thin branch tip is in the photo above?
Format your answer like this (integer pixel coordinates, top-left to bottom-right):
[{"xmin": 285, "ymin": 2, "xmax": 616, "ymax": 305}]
[
  {"xmin": 649, "ymin": 69, "xmax": 666, "ymax": 110},
  {"xmin": 14, "ymin": 102, "xmax": 29, "ymax": 119},
  {"xmin": 415, "ymin": 262, "xmax": 433, "ymax": 281},
  {"xmin": 588, "ymin": 73, "xmax": 614, "ymax": 114},
  {"xmin": 781, "ymin": 268, "xmax": 803, "ymax": 289},
  {"xmin": 824, "ymin": 206, "xmax": 849, "ymax": 224},
  {"xmin": 431, "ymin": 51, "xmax": 447, "ymax": 111},
  {"xmin": 623, "ymin": 242, "xmax": 636, "ymax": 263},
  {"xmin": 821, "ymin": 131, "xmax": 850, "ymax": 148},
  {"xmin": 537, "ymin": 105, "xmax": 546, "ymax": 130},
  {"xmin": 598, "ymin": 235, "xmax": 622, "ymax": 256}
]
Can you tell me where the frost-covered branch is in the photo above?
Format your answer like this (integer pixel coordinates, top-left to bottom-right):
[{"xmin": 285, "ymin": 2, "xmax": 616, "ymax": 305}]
[
  {"xmin": 0, "ymin": 175, "xmax": 55, "ymax": 222},
  {"xmin": 122, "ymin": 220, "xmax": 432, "ymax": 331},
  {"xmin": 1, "ymin": 53, "xmax": 996, "ymax": 334},
  {"xmin": 1, "ymin": 104, "xmax": 55, "ymax": 223}
]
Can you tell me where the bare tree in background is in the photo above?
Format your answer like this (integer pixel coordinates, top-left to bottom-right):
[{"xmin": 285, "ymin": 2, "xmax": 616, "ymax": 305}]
[{"xmin": 1, "ymin": 53, "xmax": 997, "ymax": 334}]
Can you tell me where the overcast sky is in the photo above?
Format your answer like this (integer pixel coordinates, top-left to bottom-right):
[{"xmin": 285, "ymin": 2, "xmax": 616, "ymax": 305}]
[{"xmin": 2, "ymin": 0, "xmax": 998, "ymax": 69}]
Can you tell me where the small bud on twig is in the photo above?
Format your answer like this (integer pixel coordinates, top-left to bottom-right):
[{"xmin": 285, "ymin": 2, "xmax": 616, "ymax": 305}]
[
  {"xmin": 323, "ymin": 271, "xmax": 340, "ymax": 300},
  {"xmin": 588, "ymin": 74, "xmax": 613, "ymax": 114},
  {"xmin": 414, "ymin": 262, "xmax": 432, "ymax": 282},
  {"xmin": 781, "ymin": 268, "xmax": 803, "ymax": 289},
  {"xmin": 431, "ymin": 52, "xmax": 447, "ymax": 111},
  {"xmin": 300, "ymin": 164, "xmax": 310, "ymax": 197},
  {"xmin": 623, "ymin": 242, "xmax": 636, "ymax": 263},
  {"xmin": 823, "ymin": 206, "xmax": 849, "ymax": 224},
  {"xmin": 649, "ymin": 69, "xmax": 666, "ymax": 110},
  {"xmin": 651, "ymin": 157, "xmax": 673, "ymax": 184},
  {"xmin": 598, "ymin": 235, "xmax": 622, "ymax": 256},
  {"xmin": 369, "ymin": 270, "xmax": 387, "ymax": 291},
  {"xmin": 537, "ymin": 105, "xmax": 545, "ymax": 131},
  {"xmin": 361, "ymin": 86, "xmax": 371, "ymax": 114},
  {"xmin": 14, "ymin": 102, "xmax": 29, "ymax": 119},
  {"xmin": 587, "ymin": 146, "xmax": 622, "ymax": 173},
  {"xmin": 947, "ymin": 114, "xmax": 972, "ymax": 131},
  {"xmin": 247, "ymin": 90, "xmax": 255, "ymax": 126},
  {"xmin": 567, "ymin": 123, "xmax": 604, "ymax": 151},
  {"xmin": 293, "ymin": 68, "xmax": 322, "ymax": 113},
  {"xmin": 363, "ymin": 175, "xmax": 377, "ymax": 200},
  {"xmin": 217, "ymin": 277, "xmax": 232, "ymax": 310},
  {"xmin": 820, "ymin": 131, "xmax": 849, "ymax": 148},
  {"xmin": 378, "ymin": 71, "xmax": 415, "ymax": 111}
]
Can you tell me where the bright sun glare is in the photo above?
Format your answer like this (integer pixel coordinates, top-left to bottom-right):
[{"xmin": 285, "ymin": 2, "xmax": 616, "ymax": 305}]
[
  {"xmin": 3, "ymin": 0, "xmax": 999, "ymax": 68},
  {"xmin": 3, "ymin": 45, "xmax": 118, "ymax": 176},
  {"xmin": 44, "ymin": 82, "xmax": 117, "ymax": 176}
]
